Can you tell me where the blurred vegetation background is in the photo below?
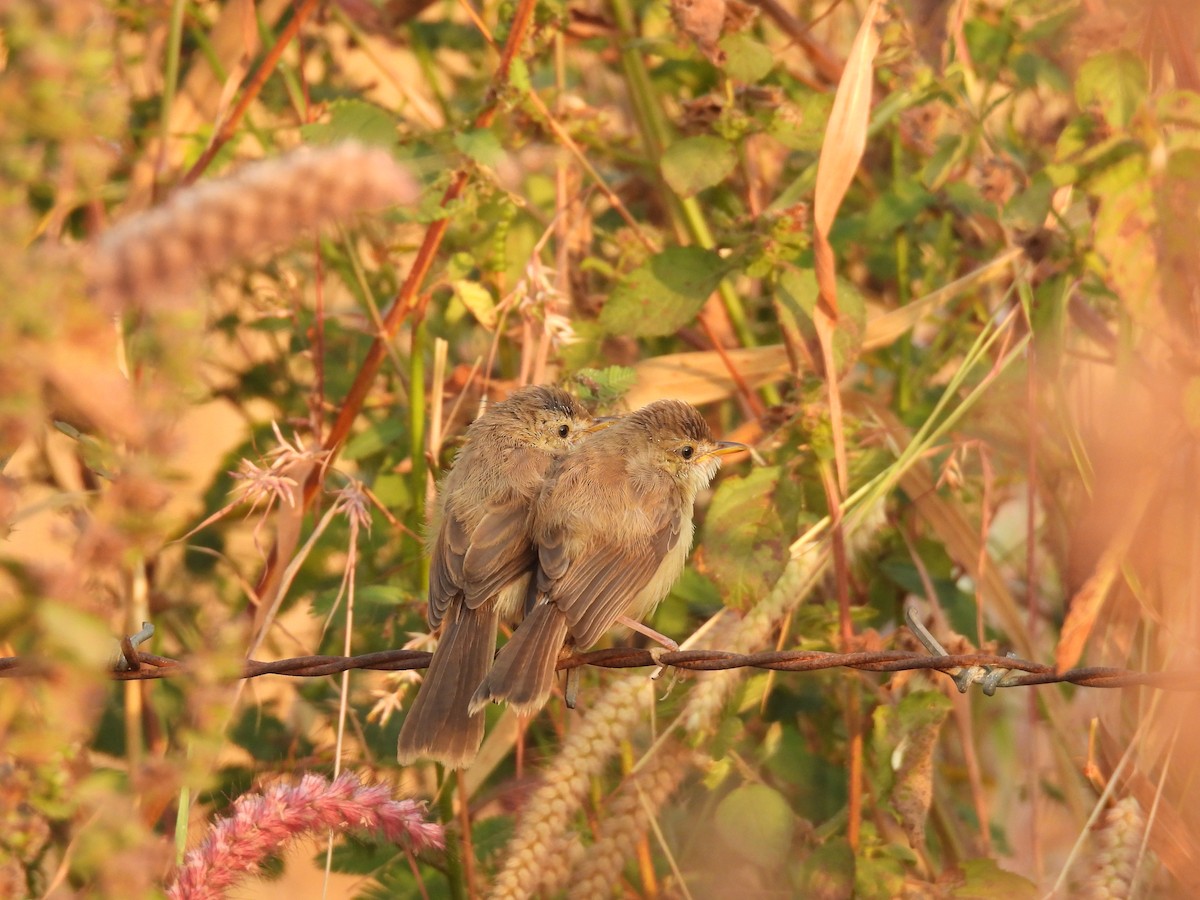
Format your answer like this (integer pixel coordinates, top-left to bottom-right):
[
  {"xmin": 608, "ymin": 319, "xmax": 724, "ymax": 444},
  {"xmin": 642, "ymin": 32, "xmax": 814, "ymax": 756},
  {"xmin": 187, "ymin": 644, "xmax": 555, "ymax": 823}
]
[{"xmin": 2, "ymin": 0, "xmax": 1199, "ymax": 896}]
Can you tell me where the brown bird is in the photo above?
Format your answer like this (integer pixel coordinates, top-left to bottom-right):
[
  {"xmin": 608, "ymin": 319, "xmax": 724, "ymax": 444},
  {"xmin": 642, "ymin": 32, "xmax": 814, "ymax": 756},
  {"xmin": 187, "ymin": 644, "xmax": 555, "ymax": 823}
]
[
  {"xmin": 470, "ymin": 399, "xmax": 745, "ymax": 715},
  {"xmin": 397, "ymin": 385, "xmax": 596, "ymax": 767}
]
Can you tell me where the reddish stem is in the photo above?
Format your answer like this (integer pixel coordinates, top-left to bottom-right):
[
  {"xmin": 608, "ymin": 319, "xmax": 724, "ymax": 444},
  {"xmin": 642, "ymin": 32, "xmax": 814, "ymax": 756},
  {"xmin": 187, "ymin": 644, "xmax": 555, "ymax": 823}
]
[{"xmin": 182, "ymin": 0, "xmax": 323, "ymax": 186}]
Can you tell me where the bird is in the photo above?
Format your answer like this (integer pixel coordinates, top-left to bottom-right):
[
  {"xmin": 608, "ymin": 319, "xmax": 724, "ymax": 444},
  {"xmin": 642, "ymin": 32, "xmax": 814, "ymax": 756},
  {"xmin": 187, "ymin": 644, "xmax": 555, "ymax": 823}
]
[
  {"xmin": 470, "ymin": 399, "xmax": 745, "ymax": 715},
  {"xmin": 397, "ymin": 385, "xmax": 597, "ymax": 767}
]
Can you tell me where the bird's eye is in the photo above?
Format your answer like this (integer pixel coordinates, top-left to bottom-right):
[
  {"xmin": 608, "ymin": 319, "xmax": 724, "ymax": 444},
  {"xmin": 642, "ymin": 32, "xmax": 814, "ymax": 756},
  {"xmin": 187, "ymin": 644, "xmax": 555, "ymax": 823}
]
[
  {"xmin": 557, "ymin": 423, "xmax": 571, "ymax": 438},
  {"xmin": 680, "ymin": 445, "xmax": 694, "ymax": 460}
]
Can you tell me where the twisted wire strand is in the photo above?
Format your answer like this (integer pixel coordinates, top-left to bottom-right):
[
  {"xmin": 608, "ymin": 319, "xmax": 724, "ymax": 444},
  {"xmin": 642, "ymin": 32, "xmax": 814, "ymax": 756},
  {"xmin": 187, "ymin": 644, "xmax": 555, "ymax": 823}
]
[{"xmin": 1, "ymin": 646, "xmax": 1196, "ymax": 690}]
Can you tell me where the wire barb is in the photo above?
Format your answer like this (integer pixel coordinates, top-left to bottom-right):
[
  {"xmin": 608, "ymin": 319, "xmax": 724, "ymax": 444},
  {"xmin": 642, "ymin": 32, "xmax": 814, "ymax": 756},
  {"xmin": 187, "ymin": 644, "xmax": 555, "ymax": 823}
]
[
  {"xmin": 903, "ymin": 604, "xmax": 1026, "ymax": 695},
  {"xmin": 113, "ymin": 622, "xmax": 155, "ymax": 672}
]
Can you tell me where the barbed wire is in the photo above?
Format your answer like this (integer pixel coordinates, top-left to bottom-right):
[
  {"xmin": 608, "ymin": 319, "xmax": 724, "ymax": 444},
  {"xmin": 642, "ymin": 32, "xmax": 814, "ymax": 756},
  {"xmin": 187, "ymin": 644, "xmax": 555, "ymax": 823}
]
[{"xmin": 1, "ymin": 640, "xmax": 1197, "ymax": 693}]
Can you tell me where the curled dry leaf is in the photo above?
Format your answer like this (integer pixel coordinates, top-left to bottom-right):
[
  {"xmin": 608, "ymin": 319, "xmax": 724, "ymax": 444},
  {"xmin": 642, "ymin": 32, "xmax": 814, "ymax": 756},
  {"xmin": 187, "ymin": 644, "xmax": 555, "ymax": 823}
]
[
  {"xmin": 670, "ymin": 0, "xmax": 757, "ymax": 64},
  {"xmin": 671, "ymin": 0, "xmax": 728, "ymax": 63}
]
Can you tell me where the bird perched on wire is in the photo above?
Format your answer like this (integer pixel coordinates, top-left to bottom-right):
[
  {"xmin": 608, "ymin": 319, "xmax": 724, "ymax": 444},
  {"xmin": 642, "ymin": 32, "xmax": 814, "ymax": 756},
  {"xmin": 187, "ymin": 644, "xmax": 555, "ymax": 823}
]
[
  {"xmin": 470, "ymin": 399, "xmax": 745, "ymax": 715},
  {"xmin": 397, "ymin": 385, "xmax": 599, "ymax": 768}
]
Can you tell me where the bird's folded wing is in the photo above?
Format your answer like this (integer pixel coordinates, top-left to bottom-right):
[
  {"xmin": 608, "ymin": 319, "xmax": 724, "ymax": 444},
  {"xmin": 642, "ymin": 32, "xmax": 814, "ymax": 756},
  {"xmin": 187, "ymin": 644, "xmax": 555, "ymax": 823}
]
[
  {"xmin": 427, "ymin": 511, "xmax": 469, "ymax": 628},
  {"xmin": 543, "ymin": 505, "xmax": 682, "ymax": 648},
  {"xmin": 461, "ymin": 494, "xmax": 537, "ymax": 608}
]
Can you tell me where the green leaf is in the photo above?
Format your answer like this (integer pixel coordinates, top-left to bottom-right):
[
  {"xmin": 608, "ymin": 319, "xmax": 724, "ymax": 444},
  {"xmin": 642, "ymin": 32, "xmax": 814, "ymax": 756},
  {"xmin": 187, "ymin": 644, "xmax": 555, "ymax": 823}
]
[
  {"xmin": 714, "ymin": 783, "xmax": 795, "ymax": 868},
  {"xmin": 342, "ymin": 418, "xmax": 407, "ymax": 461},
  {"xmin": 508, "ymin": 57, "xmax": 532, "ymax": 95},
  {"xmin": 313, "ymin": 584, "xmax": 409, "ymax": 616},
  {"xmin": 599, "ymin": 246, "xmax": 730, "ymax": 337},
  {"xmin": 792, "ymin": 839, "xmax": 855, "ymax": 899},
  {"xmin": 353, "ymin": 585, "xmax": 409, "ymax": 607},
  {"xmin": 454, "ymin": 128, "xmax": 506, "ymax": 169},
  {"xmin": 573, "ymin": 366, "xmax": 636, "ymax": 405},
  {"xmin": 720, "ymin": 33, "xmax": 774, "ymax": 83},
  {"xmin": 950, "ymin": 859, "xmax": 1038, "ymax": 899},
  {"xmin": 963, "ymin": 18, "xmax": 1012, "ymax": 72},
  {"xmin": 922, "ymin": 133, "xmax": 967, "ymax": 190},
  {"xmin": 769, "ymin": 92, "xmax": 834, "ymax": 152},
  {"xmin": 774, "ymin": 267, "xmax": 866, "ymax": 368},
  {"xmin": 451, "ymin": 280, "xmax": 498, "ymax": 329},
  {"xmin": 1003, "ymin": 171, "xmax": 1055, "ymax": 231},
  {"xmin": 661, "ymin": 136, "xmax": 737, "ymax": 197},
  {"xmin": 864, "ymin": 178, "xmax": 934, "ymax": 237},
  {"xmin": 1156, "ymin": 90, "xmax": 1200, "ymax": 128},
  {"xmin": 1094, "ymin": 171, "xmax": 1156, "ymax": 310},
  {"xmin": 1076, "ymin": 50, "xmax": 1146, "ymax": 130},
  {"xmin": 327, "ymin": 835, "xmax": 397, "ymax": 875},
  {"xmin": 855, "ymin": 853, "xmax": 907, "ymax": 900},
  {"xmin": 300, "ymin": 99, "xmax": 397, "ymax": 148},
  {"xmin": 702, "ymin": 466, "xmax": 788, "ymax": 609}
]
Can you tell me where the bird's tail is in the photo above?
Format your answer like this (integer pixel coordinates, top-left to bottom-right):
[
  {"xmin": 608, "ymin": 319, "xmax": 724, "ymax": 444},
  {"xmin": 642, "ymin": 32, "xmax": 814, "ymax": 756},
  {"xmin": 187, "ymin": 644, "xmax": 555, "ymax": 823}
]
[
  {"xmin": 397, "ymin": 601, "xmax": 497, "ymax": 768},
  {"xmin": 469, "ymin": 604, "xmax": 569, "ymax": 716}
]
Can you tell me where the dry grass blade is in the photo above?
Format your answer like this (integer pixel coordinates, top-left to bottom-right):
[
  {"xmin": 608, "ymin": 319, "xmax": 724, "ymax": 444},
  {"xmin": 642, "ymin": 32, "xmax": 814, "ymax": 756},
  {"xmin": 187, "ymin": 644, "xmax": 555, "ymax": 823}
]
[
  {"xmin": 812, "ymin": 0, "xmax": 883, "ymax": 322},
  {"xmin": 810, "ymin": 0, "xmax": 883, "ymax": 498},
  {"xmin": 626, "ymin": 344, "xmax": 792, "ymax": 408}
]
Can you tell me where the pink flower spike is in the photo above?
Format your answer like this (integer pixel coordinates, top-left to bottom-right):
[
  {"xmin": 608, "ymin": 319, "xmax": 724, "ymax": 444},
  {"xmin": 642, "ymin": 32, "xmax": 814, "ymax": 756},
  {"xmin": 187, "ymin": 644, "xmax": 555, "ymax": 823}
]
[{"xmin": 166, "ymin": 773, "xmax": 443, "ymax": 900}]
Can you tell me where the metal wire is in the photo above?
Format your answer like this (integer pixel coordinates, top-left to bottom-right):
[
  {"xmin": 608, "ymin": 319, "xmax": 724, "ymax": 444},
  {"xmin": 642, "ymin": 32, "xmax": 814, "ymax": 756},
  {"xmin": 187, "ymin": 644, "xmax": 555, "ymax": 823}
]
[{"xmin": 2, "ymin": 643, "xmax": 1197, "ymax": 692}]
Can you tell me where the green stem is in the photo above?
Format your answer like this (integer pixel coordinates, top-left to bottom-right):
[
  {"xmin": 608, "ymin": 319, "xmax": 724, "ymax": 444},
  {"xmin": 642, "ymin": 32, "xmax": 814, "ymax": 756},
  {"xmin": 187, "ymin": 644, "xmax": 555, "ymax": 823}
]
[
  {"xmin": 892, "ymin": 127, "xmax": 913, "ymax": 413},
  {"xmin": 438, "ymin": 771, "xmax": 466, "ymax": 900},
  {"xmin": 159, "ymin": 0, "xmax": 186, "ymax": 149},
  {"xmin": 608, "ymin": 0, "xmax": 779, "ymax": 405}
]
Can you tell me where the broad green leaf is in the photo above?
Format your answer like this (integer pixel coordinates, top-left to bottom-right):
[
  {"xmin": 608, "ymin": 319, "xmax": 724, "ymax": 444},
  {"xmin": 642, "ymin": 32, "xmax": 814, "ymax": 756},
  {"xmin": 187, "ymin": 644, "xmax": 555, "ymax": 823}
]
[
  {"xmin": 572, "ymin": 366, "xmax": 636, "ymax": 404},
  {"xmin": 342, "ymin": 418, "xmax": 407, "ymax": 461},
  {"xmin": 313, "ymin": 584, "xmax": 409, "ymax": 615},
  {"xmin": 963, "ymin": 18, "xmax": 1012, "ymax": 72},
  {"xmin": 661, "ymin": 136, "xmax": 737, "ymax": 197},
  {"xmin": 702, "ymin": 466, "xmax": 788, "ymax": 609},
  {"xmin": 769, "ymin": 92, "xmax": 835, "ymax": 152},
  {"xmin": 370, "ymin": 472, "xmax": 412, "ymax": 510},
  {"xmin": 600, "ymin": 246, "xmax": 729, "ymax": 337},
  {"xmin": 300, "ymin": 99, "xmax": 397, "ymax": 148},
  {"xmin": 720, "ymin": 33, "xmax": 774, "ymax": 83},
  {"xmin": 1094, "ymin": 173, "xmax": 1156, "ymax": 311},
  {"xmin": 714, "ymin": 783, "xmax": 795, "ymax": 868},
  {"xmin": 1003, "ymin": 171, "xmax": 1055, "ymax": 231},
  {"xmin": 950, "ymin": 859, "xmax": 1038, "ymax": 899},
  {"xmin": 1076, "ymin": 50, "xmax": 1146, "ymax": 130},
  {"xmin": 454, "ymin": 129, "xmax": 506, "ymax": 169}
]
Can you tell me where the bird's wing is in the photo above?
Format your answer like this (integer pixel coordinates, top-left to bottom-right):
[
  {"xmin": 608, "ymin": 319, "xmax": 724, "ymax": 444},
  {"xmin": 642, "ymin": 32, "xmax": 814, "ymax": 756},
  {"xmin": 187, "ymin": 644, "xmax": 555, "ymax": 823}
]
[
  {"xmin": 460, "ymin": 448, "xmax": 547, "ymax": 608},
  {"xmin": 460, "ymin": 496, "xmax": 537, "ymax": 608},
  {"xmin": 540, "ymin": 496, "xmax": 683, "ymax": 648},
  {"xmin": 428, "ymin": 509, "xmax": 470, "ymax": 629}
]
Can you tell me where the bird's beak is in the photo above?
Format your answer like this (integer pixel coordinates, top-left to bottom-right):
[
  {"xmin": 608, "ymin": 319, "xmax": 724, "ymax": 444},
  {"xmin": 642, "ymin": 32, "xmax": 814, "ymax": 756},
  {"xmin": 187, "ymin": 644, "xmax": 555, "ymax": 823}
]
[
  {"xmin": 584, "ymin": 416, "xmax": 620, "ymax": 433},
  {"xmin": 704, "ymin": 441, "xmax": 749, "ymax": 460}
]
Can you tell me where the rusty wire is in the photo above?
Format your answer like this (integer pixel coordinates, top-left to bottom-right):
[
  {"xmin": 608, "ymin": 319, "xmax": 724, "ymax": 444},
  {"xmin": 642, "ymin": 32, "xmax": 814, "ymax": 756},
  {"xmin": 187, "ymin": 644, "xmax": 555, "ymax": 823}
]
[{"xmin": 1, "ymin": 644, "xmax": 1197, "ymax": 692}]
